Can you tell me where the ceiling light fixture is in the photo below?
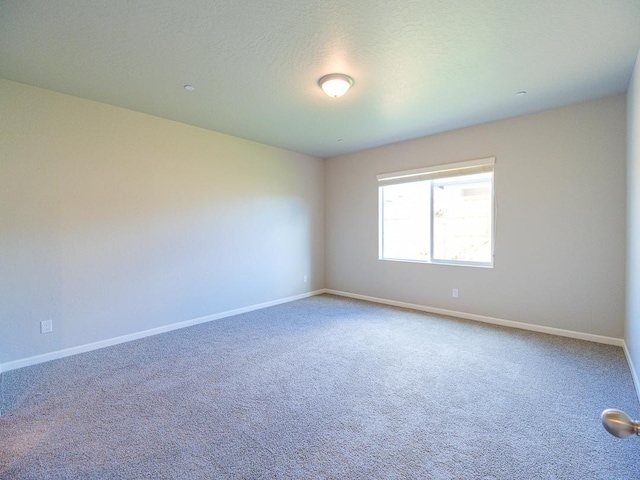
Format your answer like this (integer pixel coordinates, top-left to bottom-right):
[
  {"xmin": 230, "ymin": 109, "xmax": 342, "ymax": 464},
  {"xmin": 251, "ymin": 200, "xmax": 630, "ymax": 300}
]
[
  {"xmin": 515, "ymin": 91, "xmax": 526, "ymax": 97},
  {"xmin": 318, "ymin": 73, "xmax": 354, "ymax": 98},
  {"xmin": 184, "ymin": 84, "xmax": 195, "ymax": 91}
]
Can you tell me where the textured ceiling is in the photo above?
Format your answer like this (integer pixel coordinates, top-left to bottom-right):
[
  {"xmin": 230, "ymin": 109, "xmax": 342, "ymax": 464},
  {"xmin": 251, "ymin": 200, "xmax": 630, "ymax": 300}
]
[{"xmin": 1, "ymin": 0, "xmax": 640, "ymax": 158}]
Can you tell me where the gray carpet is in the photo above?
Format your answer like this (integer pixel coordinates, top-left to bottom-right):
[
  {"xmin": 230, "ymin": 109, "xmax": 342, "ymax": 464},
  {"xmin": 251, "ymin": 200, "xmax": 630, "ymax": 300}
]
[{"xmin": 1, "ymin": 294, "xmax": 639, "ymax": 479}]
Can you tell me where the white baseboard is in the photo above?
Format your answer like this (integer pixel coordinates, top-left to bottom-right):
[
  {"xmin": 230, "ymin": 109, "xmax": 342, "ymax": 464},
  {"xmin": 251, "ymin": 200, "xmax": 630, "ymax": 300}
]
[
  {"xmin": 622, "ymin": 342, "xmax": 640, "ymax": 404},
  {"xmin": 3, "ymin": 288, "xmax": 638, "ymax": 415},
  {"xmin": 325, "ymin": 289, "xmax": 625, "ymax": 347},
  {"xmin": 327, "ymin": 288, "xmax": 640, "ymax": 402},
  {"xmin": 1, "ymin": 287, "xmax": 631, "ymax": 386},
  {"xmin": 0, "ymin": 289, "xmax": 326, "ymax": 374}
]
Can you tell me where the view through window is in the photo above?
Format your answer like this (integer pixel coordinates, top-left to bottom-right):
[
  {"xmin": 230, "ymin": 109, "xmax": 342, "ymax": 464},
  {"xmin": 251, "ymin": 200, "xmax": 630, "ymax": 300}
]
[{"xmin": 378, "ymin": 159, "xmax": 494, "ymax": 267}]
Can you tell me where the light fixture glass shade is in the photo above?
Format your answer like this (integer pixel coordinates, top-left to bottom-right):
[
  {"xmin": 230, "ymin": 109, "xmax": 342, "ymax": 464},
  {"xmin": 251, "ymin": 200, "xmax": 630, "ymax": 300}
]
[{"xmin": 319, "ymin": 73, "xmax": 354, "ymax": 98}]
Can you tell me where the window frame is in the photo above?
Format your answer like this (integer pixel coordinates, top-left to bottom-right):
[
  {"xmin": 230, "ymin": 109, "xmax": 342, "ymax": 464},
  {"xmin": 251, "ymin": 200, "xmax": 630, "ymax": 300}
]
[{"xmin": 377, "ymin": 157, "xmax": 496, "ymax": 268}]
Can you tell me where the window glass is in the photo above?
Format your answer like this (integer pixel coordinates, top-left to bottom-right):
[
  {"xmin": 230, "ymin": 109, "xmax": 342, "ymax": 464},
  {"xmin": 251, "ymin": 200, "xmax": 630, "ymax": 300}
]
[
  {"xmin": 381, "ymin": 181, "xmax": 430, "ymax": 262},
  {"xmin": 432, "ymin": 173, "xmax": 492, "ymax": 264}
]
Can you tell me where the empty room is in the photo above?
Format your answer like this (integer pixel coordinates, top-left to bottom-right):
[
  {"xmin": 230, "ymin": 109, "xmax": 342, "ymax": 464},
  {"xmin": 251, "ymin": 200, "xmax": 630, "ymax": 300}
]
[{"xmin": 2, "ymin": 1, "xmax": 640, "ymax": 478}]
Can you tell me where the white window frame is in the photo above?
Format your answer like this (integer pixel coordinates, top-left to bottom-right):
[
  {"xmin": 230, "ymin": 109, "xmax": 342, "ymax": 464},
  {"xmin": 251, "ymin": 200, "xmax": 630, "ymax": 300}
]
[{"xmin": 377, "ymin": 157, "xmax": 496, "ymax": 268}]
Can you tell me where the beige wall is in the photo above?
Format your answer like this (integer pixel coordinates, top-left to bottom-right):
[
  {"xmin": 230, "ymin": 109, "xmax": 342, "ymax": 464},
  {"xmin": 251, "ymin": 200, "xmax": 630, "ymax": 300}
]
[
  {"xmin": 325, "ymin": 96, "xmax": 627, "ymax": 338},
  {"xmin": 0, "ymin": 79, "xmax": 325, "ymax": 365},
  {"xmin": 627, "ymin": 49, "xmax": 640, "ymax": 379},
  {"xmin": 1, "ymin": 77, "xmax": 630, "ymax": 369}
]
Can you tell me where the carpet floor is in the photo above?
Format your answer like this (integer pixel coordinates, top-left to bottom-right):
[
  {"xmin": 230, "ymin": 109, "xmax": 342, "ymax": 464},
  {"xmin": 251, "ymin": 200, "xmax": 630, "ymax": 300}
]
[{"xmin": 1, "ymin": 294, "xmax": 639, "ymax": 479}]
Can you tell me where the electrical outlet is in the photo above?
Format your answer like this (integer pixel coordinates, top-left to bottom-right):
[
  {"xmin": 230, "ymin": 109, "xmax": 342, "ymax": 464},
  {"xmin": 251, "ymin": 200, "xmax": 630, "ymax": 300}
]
[
  {"xmin": 40, "ymin": 319, "xmax": 53, "ymax": 334},
  {"xmin": 452, "ymin": 288, "xmax": 459, "ymax": 298},
  {"xmin": 303, "ymin": 275, "xmax": 308, "ymax": 283}
]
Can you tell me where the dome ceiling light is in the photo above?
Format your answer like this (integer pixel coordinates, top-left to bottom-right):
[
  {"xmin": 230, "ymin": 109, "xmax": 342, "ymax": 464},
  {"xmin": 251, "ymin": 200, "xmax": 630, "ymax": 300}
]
[{"xmin": 318, "ymin": 73, "xmax": 354, "ymax": 98}]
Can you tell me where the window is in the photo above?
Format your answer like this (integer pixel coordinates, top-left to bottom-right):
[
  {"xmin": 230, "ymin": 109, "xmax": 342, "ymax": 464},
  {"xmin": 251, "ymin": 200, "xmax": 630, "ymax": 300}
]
[{"xmin": 378, "ymin": 157, "xmax": 495, "ymax": 267}]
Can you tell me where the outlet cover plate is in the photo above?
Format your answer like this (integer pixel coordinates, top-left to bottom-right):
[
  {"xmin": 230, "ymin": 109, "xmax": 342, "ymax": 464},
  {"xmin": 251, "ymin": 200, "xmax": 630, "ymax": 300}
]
[{"xmin": 40, "ymin": 319, "xmax": 53, "ymax": 334}]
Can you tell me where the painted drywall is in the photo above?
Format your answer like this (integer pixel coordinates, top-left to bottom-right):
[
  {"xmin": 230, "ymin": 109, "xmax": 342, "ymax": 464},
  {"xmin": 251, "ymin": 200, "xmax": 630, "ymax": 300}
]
[
  {"xmin": 0, "ymin": 79, "xmax": 324, "ymax": 365},
  {"xmin": 627, "ymin": 49, "xmax": 640, "ymax": 380},
  {"xmin": 325, "ymin": 96, "xmax": 627, "ymax": 338}
]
